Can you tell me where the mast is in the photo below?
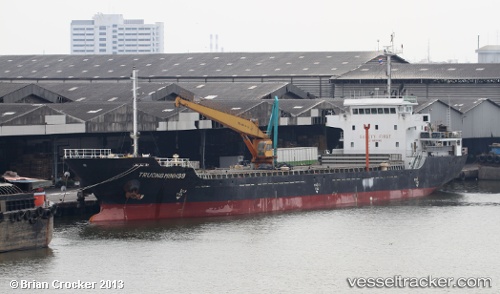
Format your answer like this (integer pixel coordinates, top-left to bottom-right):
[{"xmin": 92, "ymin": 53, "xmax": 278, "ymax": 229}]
[
  {"xmin": 384, "ymin": 33, "xmax": 402, "ymax": 97},
  {"xmin": 385, "ymin": 33, "xmax": 395, "ymax": 97},
  {"xmin": 386, "ymin": 52, "xmax": 392, "ymax": 97},
  {"xmin": 131, "ymin": 69, "xmax": 139, "ymax": 157}
]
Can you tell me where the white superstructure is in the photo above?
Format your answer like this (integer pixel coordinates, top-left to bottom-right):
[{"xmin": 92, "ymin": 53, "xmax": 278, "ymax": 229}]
[
  {"xmin": 327, "ymin": 96, "xmax": 424, "ymax": 155},
  {"xmin": 326, "ymin": 95, "xmax": 463, "ymax": 169},
  {"xmin": 70, "ymin": 13, "xmax": 164, "ymax": 55}
]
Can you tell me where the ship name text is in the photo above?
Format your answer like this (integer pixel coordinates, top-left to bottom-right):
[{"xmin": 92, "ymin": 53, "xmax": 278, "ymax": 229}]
[
  {"xmin": 139, "ymin": 172, "xmax": 186, "ymax": 179},
  {"xmin": 360, "ymin": 134, "xmax": 392, "ymax": 140}
]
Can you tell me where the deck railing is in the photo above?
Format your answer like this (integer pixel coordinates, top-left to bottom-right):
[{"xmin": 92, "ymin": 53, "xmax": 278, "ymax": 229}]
[
  {"xmin": 155, "ymin": 157, "xmax": 193, "ymax": 168},
  {"xmin": 64, "ymin": 149, "xmax": 114, "ymax": 159},
  {"xmin": 63, "ymin": 149, "xmax": 199, "ymax": 168}
]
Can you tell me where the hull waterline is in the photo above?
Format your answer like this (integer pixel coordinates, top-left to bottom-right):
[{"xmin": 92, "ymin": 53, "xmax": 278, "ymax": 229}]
[{"xmin": 90, "ymin": 187, "xmax": 437, "ymax": 222}]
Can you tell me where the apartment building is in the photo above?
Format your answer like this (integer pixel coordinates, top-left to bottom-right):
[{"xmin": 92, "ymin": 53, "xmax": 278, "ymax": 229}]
[{"xmin": 70, "ymin": 13, "xmax": 164, "ymax": 54}]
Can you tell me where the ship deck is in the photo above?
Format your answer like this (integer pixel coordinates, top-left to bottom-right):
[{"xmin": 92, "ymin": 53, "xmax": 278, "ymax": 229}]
[{"xmin": 194, "ymin": 162, "xmax": 406, "ymax": 180}]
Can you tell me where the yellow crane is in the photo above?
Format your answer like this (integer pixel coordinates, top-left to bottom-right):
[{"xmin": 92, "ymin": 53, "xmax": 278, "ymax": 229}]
[{"xmin": 174, "ymin": 96, "xmax": 275, "ymax": 167}]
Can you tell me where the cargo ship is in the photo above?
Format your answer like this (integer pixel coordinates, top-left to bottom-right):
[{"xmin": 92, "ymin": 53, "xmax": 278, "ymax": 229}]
[
  {"xmin": 63, "ymin": 56, "xmax": 467, "ymax": 222},
  {"xmin": 0, "ymin": 173, "xmax": 56, "ymax": 253}
]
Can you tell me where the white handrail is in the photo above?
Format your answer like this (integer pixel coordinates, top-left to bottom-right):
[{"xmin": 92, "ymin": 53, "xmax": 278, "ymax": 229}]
[{"xmin": 64, "ymin": 149, "xmax": 113, "ymax": 159}]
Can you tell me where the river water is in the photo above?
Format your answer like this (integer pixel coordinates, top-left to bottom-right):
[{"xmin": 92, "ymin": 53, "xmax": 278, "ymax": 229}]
[{"xmin": 1, "ymin": 180, "xmax": 499, "ymax": 293}]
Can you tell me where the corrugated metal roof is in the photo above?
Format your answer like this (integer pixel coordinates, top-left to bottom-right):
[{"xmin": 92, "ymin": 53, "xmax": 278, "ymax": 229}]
[
  {"xmin": 278, "ymin": 99, "xmax": 335, "ymax": 117},
  {"xmin": 194, "ymin": 99, "xmax": 268, "ymax": 117},
  {"xmin": 0, "ymin": 104, "xmax": 43, "ymax": 124},
  {"xmin": 0, "ymin": 52, "xmax": 381, "ymax": 80},
  {"xmin": 177, "ymin": 82, "xmax": 308, "ymax": 101},
  {"xmin": 48, "ymin": 103, "xmax": 127, "ymax": 121},
  {"xmin": 136, "ymin": 101, "xmax": 182, "ymax": 119},
  {"xmin": 39, "ymin": 82, "xmax": 175, "ymax": 103},
  {"xmin": 0, "ymin": 81, "xmax": 311, "ymax": 104},
  {"xmin": 450, "ymin": 97, "xmax": 500, "ymax": 114},
  {"xmin": 335, "ymin": 63, "xmax": 500, "ymax": 80},
  {"xmin": 0, "ymin": 82, "xmax": 31, "ymax": 97}
]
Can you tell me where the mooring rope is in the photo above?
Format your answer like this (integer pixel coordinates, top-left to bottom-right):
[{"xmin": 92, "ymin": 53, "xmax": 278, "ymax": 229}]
[{"xmin": 79, "ymin": 164, "xmax": 142, "ymax": 193}]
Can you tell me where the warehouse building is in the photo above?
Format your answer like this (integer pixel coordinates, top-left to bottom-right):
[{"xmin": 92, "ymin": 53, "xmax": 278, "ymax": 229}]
[{"xmin": 1, "ymin": 51, "xmax": 500, "ymax": 180}]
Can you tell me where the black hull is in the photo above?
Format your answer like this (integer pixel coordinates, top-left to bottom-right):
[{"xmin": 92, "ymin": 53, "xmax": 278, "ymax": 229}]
[{"xmin": 65, "ymin": 155, "xmax": 467, "ymax": 221}]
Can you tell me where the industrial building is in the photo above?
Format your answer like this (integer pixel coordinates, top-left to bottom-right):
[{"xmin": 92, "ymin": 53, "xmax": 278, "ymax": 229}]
[
  {"xmin": 1, "ymin": 51, "xmax": 500, "ymax": 181},
  {"xmin": 476, "ymin": 45, "xmax": 500, "ymax": 63}
]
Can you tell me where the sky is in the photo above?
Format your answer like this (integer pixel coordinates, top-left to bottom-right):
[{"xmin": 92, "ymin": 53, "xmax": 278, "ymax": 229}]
[{"xmin": 1, "ymin": 0, "xmax": 499, "ymax": 63}]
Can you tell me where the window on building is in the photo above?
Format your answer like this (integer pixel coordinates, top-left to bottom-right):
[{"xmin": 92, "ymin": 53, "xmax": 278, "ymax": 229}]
[
  {"xmin": 375, "ymin": 125, "xmax": 378, "ymax": 130},
  {"xmin": 351, "ymin": 142, "xmax": 354, "ymax": 148},
  {"xmin": 352, "ymin": 125, "xmax": 355, "ymax": 130},
  {"xmin": 375, "ymin": 142, "xmax": 379, "ymax": 147},
  {"xmin": 396, "ymin": 142, "xmax": 399, "ymax": 147},
  {"xmin": 394, "ymin": 125, "xmax": 397, "ymax": 130}
]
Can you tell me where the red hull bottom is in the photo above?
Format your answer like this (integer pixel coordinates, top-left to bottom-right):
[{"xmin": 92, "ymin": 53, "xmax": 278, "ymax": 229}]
[{"xmin": 90, "ymin": 187, "xmax": 437, "ymax": 222}]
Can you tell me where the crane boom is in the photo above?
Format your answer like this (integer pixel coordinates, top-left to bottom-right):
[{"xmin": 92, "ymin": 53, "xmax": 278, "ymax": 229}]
[
  {"xmin": 174, "ymin": 96, "xmax": 275, "ymax": 167},
  {"xmin": 175, "ymin": 97, "xmax": 268, "ymax": 139}
]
